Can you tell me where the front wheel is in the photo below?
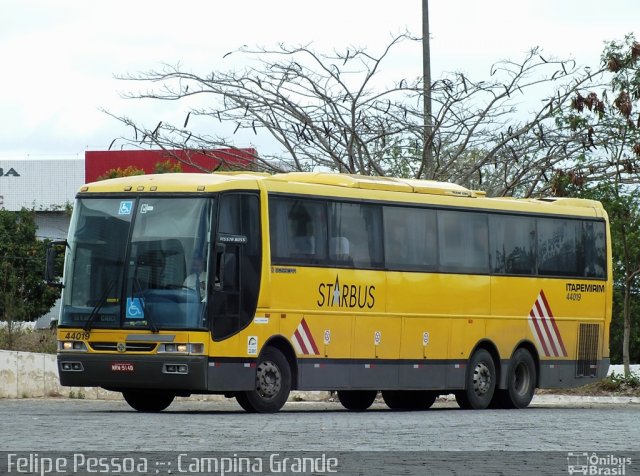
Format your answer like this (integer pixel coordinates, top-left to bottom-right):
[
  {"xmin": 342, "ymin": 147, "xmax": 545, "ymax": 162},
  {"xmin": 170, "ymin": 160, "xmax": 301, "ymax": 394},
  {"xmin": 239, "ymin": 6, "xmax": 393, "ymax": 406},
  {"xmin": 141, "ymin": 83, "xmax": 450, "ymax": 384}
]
[
  {"xmin": 455, "ymin": 349, "xmax": 496, "ymax": 410},
  {"xmin": 236, "ymin": 347, "xmax": 291, "ymax": 413},
  {"xmin": 337, "ymin": 390, "xmax": 377, "ymax": 411},
  {"xmin": 122, "ymin": 390, "xmax": 175, "ymax": 412}
]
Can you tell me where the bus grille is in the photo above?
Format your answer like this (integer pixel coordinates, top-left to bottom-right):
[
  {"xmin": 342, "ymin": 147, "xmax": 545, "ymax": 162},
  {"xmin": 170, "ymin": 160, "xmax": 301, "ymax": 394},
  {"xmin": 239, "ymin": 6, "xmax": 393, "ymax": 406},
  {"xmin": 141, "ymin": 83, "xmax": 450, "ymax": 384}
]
[
  {"xmin": 89, "ymin": 342, "xmax": 157, "ymax": 352},
  {"xmin": 576, "ymin": 323, "xmax": 599, "ymax": 377}
]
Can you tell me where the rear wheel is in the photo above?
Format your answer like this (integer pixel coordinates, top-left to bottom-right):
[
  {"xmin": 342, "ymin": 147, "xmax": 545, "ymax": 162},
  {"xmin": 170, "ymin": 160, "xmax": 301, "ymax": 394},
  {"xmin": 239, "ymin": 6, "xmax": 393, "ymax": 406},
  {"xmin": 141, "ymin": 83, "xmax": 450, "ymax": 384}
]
[
  {"xmin": 494, "ymin": 348, "xmax": 536, "ymax": 409},
  {"xmin": 122, "ymin": 390, "xmax": 175, "ymax": 412},
  {"xmin": 235, "ymin": 347, "xmax": 291, "ymax": 413},
  {"xmin": 455, "ymin": 349, "xmax": 496, "ymax": 410},
  {"xmin": 337, "ymin": 390, "xmax": 377, "ymax": 411},
  {"xmin": 382, "ymin": 390, "xmax": 438, "ymax": 410}
]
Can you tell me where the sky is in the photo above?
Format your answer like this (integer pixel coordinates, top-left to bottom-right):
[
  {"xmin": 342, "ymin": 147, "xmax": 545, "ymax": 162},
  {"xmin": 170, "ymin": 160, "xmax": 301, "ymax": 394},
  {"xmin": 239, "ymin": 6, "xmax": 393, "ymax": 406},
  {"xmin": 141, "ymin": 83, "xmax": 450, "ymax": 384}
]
[{"xmin": 0, "ymin": 0, "xmax": 638, "ymax": 160}]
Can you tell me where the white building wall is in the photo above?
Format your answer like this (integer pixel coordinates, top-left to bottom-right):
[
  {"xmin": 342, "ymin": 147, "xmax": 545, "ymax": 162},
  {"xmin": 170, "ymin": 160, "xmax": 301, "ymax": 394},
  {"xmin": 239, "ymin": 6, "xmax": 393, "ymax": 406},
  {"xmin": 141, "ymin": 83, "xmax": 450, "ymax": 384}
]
[{"xmin": 0, "ymin": 157, "xmax": 84, "ymax": 211}]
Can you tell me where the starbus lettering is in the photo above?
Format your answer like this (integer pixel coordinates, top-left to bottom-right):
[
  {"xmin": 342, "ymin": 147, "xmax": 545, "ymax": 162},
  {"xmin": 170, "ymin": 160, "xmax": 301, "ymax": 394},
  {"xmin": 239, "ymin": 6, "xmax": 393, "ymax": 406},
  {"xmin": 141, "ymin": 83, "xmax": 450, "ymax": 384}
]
[
  {"xmin": 0, "ymin": 168, "xmax": 20, "ymax": 177},
  {"xmin": 317, "ymin": 275, "xmax": 375, "ymax": 309}
]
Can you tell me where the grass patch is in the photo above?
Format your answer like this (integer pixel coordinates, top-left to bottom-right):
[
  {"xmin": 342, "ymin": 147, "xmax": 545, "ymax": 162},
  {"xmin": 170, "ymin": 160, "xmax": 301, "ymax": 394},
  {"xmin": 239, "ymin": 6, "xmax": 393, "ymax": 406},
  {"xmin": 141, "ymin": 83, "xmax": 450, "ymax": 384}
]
[
  {"xmin": 68, "ymin": 390, "xmax": 85, "ymax": 399},
  {"xmin": 0, "ymin": 325, "xmax": 57, "ymax": 354},
  {"xmin": 538, "ymin": 371, "xmax": 640, "ymax": 396},
  {"xmin": 599, "ymin": 371, "xmax": 640, "ymax": 392}
]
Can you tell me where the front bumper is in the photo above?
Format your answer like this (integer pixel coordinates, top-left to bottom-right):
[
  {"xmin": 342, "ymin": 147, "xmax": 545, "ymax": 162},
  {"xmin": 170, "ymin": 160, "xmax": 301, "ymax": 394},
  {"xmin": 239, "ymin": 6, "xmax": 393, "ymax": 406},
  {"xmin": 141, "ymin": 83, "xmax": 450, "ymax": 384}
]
[{"xmin": 58, "ymin": 354, "xmax": 208, "ymax": 392}]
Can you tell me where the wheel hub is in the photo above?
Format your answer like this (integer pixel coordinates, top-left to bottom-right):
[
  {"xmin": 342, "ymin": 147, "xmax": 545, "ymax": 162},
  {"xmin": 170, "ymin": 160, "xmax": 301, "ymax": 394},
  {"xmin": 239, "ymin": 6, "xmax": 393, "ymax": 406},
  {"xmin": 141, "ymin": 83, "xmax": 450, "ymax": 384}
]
[
  {"xmin": 473, "ymin": 362, "xmax": 491, "ymax": 396},
  {"xmin": 256, "ymin": 361, "xmax": 281, "ymax": 399}
]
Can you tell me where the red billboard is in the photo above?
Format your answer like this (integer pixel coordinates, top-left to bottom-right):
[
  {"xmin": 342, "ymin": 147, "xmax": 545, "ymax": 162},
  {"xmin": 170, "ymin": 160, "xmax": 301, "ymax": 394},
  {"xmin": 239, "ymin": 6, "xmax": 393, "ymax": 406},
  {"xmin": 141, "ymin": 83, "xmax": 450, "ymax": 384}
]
[{"xmin": 84, "ymin": 148, "xmax": 257, "ymax": 183}]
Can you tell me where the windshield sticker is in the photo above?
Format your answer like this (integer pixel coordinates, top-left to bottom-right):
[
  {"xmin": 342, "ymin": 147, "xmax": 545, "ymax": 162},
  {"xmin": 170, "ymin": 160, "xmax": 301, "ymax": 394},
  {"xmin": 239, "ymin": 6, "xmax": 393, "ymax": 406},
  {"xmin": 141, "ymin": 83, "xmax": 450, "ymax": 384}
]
[
  {"xmin": 247, "ymin": 336, "xmax": 258, "ymax": 355},
  {"xmin": 118, "ymin": 201, "xmax": 133, "ymax": 215},
  {"xmin": 140, "ymin": 203, "xmax": 154, "ymax": 214},
  {"xmin": 126, "ymin": 297, "xmax": 144, "ymax": 319}
]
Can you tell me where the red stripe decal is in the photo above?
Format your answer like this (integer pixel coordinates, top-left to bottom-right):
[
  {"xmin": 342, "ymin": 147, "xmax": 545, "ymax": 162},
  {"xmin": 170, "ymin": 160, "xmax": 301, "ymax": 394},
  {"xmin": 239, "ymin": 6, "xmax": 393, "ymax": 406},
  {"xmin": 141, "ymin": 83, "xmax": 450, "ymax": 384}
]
[
  {"xmin": 294, "ymin": 329, "xmax": 310, "ymax": 354},
  {"xmin": 535, "ymin": 299, "xmax": 559, "ymax": 357},
  {"xmin": 540, "ymin": 290, "xmax": 567, "ymax": 357},
  {"xmin": 529, "ymin": 310, "xmax": 550, "ymax": 356},
  {"xmin": 300, "ymin": 318, "xmax": 320, "ymax": 355}
]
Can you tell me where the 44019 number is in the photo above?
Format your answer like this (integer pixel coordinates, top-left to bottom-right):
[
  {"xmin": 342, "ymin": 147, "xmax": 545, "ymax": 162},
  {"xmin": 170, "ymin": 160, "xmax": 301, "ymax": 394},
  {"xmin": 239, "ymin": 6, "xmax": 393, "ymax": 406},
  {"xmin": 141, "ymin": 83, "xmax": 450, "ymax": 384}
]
[
  {"xmin": 63, "ymin": 331, "xmax": 90, "ymax": 340},
  {"xmin": 566, "ymin": 292, "xmax": 582, "ymax": 301}
]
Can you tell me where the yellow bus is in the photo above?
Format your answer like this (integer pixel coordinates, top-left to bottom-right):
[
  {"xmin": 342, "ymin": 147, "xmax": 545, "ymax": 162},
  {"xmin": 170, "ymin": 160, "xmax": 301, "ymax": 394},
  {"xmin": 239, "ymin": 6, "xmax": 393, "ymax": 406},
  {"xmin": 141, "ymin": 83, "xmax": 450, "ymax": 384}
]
[{"xmin": 49, "ymin": 172, "xmax": 611, "ymax": 412}]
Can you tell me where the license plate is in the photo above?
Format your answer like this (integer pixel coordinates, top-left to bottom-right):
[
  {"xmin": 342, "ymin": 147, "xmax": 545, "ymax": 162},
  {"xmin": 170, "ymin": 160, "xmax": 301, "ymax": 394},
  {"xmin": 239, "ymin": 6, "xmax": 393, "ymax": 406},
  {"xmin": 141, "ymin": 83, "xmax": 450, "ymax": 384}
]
[{"xmin": 111, "ymin": 362, "xmax": 134, "ymax": 372}]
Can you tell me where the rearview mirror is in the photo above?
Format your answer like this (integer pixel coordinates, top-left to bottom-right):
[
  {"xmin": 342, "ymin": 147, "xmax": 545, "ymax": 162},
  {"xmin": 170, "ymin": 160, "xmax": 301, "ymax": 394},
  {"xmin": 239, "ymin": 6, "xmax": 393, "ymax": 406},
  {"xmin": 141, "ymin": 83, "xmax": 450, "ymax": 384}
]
[{"xmin": 45, "ymin": 240, "xmax": 67, "ymax": 287}]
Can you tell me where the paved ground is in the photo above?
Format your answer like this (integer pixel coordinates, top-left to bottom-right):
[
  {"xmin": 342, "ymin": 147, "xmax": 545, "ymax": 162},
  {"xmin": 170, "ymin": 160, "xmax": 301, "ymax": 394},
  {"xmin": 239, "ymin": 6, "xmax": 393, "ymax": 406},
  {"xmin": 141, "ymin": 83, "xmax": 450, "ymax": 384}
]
[
  {"xmin": 1, "ymin": 397, "xmax": 638, "ymax": 475},
  {"xmin": 1, "ymin": 396, "xmax": 638, "ymax": 451}
]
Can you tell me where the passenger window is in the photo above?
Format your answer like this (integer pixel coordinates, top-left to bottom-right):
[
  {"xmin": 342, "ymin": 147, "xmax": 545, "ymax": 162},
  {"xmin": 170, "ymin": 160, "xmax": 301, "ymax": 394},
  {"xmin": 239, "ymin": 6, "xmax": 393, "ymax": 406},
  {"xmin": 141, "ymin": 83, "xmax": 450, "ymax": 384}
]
[
  {"xmin": 384, "ymin": 206, "xmax": 437, "ymax": 271},
  {"xmin": 537, "ymin": 218, "xmax": 581, "ymax": 277},
  {"xmin": 438, "ymin": 211, "xmax": 489, "ymax": 273},
  {"xmin": 490, "ymin": 215, "xmax": 536, "ymax": 275},
  {"xmin": 582, "ymin": 221, "xmax": 606, "ymax": 278},
  {"xmin": 328, "ymin": 202, "xmax": 383, "ymax": 269},
  {"xmin": 269, "ymin": 197, "xmax": 327, "ymax": 264}
]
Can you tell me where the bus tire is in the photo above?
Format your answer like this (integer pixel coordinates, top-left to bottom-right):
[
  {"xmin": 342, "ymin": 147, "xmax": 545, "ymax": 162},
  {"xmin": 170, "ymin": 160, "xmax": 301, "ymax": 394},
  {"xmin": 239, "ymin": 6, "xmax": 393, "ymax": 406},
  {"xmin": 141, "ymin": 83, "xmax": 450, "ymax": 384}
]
[
  {"xmin": 497, "ymin": 348, "xmax": 536, "ymax": 409},
  {"xmin": 382, "ymin": 390, "xmax": 437, "ymax": 410},
  {"xmin": 122, "ymin": 390, "xmax": 175, "ymax": 412},
  {"xmin": 337, "ymin": 390, "xmax": 377, "ymax": 411},
  {"xmin": 456, "ymin": 349, "xmax": 496, "ymax": 410},
  {"xmin": 236, "ymin": 347, "xmax": 291, "ymax": 413}
]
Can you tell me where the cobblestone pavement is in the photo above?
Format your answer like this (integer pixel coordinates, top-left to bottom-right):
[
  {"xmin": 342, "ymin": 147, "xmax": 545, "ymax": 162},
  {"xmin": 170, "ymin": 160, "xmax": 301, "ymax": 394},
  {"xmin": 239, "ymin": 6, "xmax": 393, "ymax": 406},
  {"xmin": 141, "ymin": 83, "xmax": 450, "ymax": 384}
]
[{"xmin": 1, "ymin": 397, "xmax": 638, "ymax": 453}]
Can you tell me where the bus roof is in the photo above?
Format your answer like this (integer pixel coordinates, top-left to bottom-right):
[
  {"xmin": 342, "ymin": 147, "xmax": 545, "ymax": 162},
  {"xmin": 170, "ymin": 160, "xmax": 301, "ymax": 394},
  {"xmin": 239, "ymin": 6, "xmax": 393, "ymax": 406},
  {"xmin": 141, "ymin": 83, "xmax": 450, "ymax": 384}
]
[{"xmin": 78, "ymin": 172, "xmax": 605, "ymax": 217}]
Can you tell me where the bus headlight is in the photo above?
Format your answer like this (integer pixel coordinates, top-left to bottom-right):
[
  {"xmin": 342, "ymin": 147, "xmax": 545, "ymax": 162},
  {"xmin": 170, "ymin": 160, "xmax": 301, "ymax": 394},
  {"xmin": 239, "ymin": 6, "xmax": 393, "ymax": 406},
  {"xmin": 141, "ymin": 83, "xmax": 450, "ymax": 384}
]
[
  {"xmin": 58, "ymin": 341, "xmax": 88, "ymax": 352},
  {"xmin": 158, "ymin": 343, "xmax": 204, "ymax": 355}
]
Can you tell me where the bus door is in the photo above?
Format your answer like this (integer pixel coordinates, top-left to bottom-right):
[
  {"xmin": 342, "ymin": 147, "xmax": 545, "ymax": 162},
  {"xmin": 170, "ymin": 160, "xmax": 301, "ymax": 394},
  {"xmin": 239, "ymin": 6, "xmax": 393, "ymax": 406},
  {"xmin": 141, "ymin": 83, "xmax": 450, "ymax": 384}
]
[{"xmin": 210, "ymin": 193, "xmax": 261, "ymax": 341}]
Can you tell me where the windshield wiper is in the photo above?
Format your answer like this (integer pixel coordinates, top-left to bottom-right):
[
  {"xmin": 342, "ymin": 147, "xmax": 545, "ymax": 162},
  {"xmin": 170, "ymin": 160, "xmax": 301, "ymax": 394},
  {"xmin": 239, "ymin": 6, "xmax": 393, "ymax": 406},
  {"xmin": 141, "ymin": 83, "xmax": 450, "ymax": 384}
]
[
  {"xmin": 84, "ymin": 280, "xmax": 116, "ymax": 331},
  {"xmin": 132, "ymin": 278, "xmax": 159, "ymax": 333}
]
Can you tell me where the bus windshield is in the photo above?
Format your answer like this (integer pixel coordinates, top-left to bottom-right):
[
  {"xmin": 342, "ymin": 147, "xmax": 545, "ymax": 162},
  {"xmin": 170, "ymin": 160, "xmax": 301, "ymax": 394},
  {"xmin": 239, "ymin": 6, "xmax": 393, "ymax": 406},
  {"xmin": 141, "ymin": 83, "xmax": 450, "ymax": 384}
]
[{"xmin": 60, "ymin": 196, "xmax": 212, "ymax": 330}]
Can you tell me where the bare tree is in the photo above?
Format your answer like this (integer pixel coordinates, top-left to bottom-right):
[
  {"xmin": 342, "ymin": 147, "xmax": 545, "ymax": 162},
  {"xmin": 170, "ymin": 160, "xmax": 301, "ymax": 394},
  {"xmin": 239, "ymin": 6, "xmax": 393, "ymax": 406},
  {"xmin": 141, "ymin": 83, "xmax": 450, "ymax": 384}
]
[{"xmin": 107, "ymin": 33, "xmax": 605, "ymax": 197}]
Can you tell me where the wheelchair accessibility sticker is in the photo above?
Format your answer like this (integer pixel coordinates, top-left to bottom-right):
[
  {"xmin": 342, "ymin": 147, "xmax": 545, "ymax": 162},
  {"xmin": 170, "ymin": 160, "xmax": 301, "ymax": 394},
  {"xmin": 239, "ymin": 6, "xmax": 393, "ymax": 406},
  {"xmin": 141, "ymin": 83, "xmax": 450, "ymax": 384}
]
[
  {"xmin": 118, "ymin": 200, "xmax": 133, "ymax": 215},
  {"xmin": 126, "ymin": 297, "xmax": 145, "ymax": 319}
]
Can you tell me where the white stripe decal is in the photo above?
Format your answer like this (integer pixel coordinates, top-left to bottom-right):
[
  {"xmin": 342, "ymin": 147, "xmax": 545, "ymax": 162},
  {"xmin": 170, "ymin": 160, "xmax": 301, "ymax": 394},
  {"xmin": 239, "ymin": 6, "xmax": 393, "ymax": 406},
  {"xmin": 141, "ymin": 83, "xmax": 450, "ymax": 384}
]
[
  {"xmin": 299, "ymin": 330, "xmax": 315, "ymax": 356},
  {"xmin": 290, "ymin": 318, "xmax": 319, "ymax": 355},
  {"xmin": 527, "ymin": 290, "xmax": 567, "ymax": 358},
  {"xmin": 291, "ymin": 333, "xmax": 304, "ymax": 355},
  {"xmin": 531, "ymin": 304, "xmax": 555, "ymax": 356}
]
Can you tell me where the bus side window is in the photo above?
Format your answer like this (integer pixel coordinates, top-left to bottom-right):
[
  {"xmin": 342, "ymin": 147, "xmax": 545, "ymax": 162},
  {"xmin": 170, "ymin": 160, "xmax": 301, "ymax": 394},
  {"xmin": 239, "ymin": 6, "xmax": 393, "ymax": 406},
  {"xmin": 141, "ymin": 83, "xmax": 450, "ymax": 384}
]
[
  {"xmin": 292, "ymin": 236, "xmax": 316, "ymax": 257},
  {"xmin": 328, "ymin": 201, "xmax": 382, "ymax": 269},
  {"xmin": 269, "ymin": 196, "xmax": 327, "ymax": 264},
  {"xmin": 438, "ymin": 210, "xmax": 489, "ymax": 274},
  {"xmin": 330, "ymin": 236, "xmax": 352, "ymax": 265},
  {"xmin": 582, "ymin": 221, "xmax": 606, "ymax": 278},
  {"xmin": 489, "ymin": 215, "xmax": 535, "ymax": 275},
  {"xmin": 383, "ymin": 206, "xmax": 437, "ymax": 271},
  {"xmin": 537, "ymin": 218, "xmax": 581, "ymax": 277}
]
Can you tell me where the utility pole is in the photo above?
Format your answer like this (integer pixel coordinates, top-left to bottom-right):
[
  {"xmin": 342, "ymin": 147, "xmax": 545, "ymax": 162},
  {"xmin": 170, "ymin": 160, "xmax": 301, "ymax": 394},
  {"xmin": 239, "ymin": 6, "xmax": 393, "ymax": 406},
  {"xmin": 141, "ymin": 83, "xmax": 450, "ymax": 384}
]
[{"xmin": 422, "ymin": 0, "xmax": 433, "ymax": 177}]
